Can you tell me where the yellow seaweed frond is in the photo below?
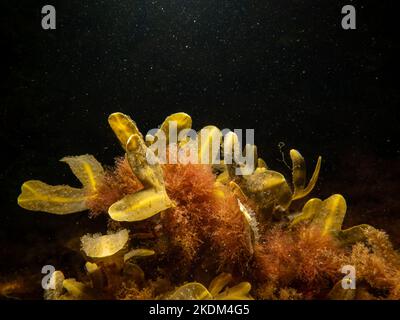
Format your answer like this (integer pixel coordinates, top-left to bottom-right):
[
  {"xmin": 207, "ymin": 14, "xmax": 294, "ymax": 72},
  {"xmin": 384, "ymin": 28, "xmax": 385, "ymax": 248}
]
[
  {"xmin": 228, "ymin": 181, "xmax": 247, "ymax": 201},
  {"xmin": 291, "ymin": 195, "xmax": 378, "ymax": 247},
  {"xmin": 215, "ymin": 130, "xmax": 257, "ymax": 176},
  {"xmin": 290, "ymin": 198, "xmax": 322, "ymax": 227},
  {"xmin": 214, "ymin": 282, "xmax": 253, "ymax": 300},
  {"xmin": 108, "ymin": 188, "xmax": 172, "ymax": 222},
  {"xmin": 17, "ymin": 180, "xmax": 88, "ymax": 214},
  {"xmin": 197, "ymin": 125, "xmax": 222, "ymax": 164},
  {"xmin": 126, "ymin": 134, "xmax": 166, "ymax": 191},
  {"xmin": 216, "ymin": 169, "xmax": 230, "ymax": 184},
  {"xmin": 44, "ymin": 271, "xmax": 94, "ymax": 300},
  {"xmin": 61, "ymin": 279, "xmax": 93, "ymax": 300},
  {"xmin": 44, "ymin": 270, "xmax": 65, "ymax": 300},
  {"xmin": 159, "ymin": 112, "xmax": 192, "ymax": 144},
  {"xmin": 108, "ymin": 112, "xmax": 143, "ymax": 150},
  {"xmin": 221, "ymin": 130, "xmax": 243, "ymax": 177},
  {"xmin": 167, "ymin": 273, "xmax": 253, "ymax": 300},
  {"xmin": 290, "ymin": 149, "xmax": 306, "ymax": 195},
  {"xmin": 18, "ymin": 154, "xmax": 105, "ymax": 214},
  {"xmin": 106, "ymin": 132, "xmax": 172, "ymax": 222},
  {"xmin": 124, "ymin": 248, "xmax": 155, "ymax": 262},
  {"xmin": 290, "ymin": 150, "xmax": 322, "ymax": 201},
  {"xmin": 123, "ymin": 262, "xmax": 146, "ymax": 286},
  {"xmin": 290, "ymin": 194, "xmax": 347, "ymax": 236},
  {"xmin": 337, "ymin": 224, "xmax": 372, "ymax": 245},
  {"xmin": 107, "ymin": 113, "xmax": 176, "ymax": 222},
  {"xmin": 243, "ymin": 168, "xmax": 293, "ymax": 211},
  {"xmin": 85, "ymin": 261, "xmax": 99, "ymax": 273},
  {"xmin": 85, "ymin": 262, "xmax": 105, "ymax": 290},
  {"xmin": 208, "ymin": 273, "xmax": 233, "ymax": 296},
  {"xmin": 208, "ymin": 273, "xmax": 253, "ymax": 300},
  {"xmin": 167, "ymin": 283, "xmax": 212, "ymax": 300},
  {"xmin": 311, "ymin": 194, "xmax": 347, "ymax": 236},
  {"xmin": 257, "ymin": 158, "xmax": 268, "ymax": 169},
  {"xmin": 60, "ymin": 154, "xmax": 104, "ymax": 192},
  {"xmin": 81, "ymin": 229, "xmax": 129, "ymax": 258}
]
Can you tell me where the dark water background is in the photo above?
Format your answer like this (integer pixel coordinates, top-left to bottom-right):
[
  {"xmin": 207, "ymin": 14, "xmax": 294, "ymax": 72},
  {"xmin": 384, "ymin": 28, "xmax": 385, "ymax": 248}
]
[{"xmin": 1, "ymin": 1, "xmax": 399, "ymax": 280}]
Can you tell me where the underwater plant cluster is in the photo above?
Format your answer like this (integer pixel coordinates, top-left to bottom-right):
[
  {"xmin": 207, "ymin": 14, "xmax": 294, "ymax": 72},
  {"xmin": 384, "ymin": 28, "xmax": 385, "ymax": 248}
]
[{"xmin": 14, "ymin": 112, "xmax": 400, "ymax": 300}]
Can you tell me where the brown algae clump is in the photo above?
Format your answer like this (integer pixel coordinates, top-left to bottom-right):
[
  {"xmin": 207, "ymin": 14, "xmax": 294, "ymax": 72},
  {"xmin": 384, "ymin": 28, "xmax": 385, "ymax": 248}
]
[{"xmin": 14, "ymin": 112, "xmax": 400, "ymax": 300}]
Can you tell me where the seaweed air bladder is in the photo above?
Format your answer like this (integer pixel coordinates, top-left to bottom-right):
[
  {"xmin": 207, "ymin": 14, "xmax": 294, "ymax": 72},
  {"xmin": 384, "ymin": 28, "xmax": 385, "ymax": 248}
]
[{"xmin": 14, "ymin": 112, "xmax": 400, "ymax": 300}]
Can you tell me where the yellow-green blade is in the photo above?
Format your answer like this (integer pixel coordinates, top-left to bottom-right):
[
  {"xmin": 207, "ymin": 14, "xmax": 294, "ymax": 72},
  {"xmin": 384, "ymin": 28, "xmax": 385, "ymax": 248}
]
[
  {"xmin": 60, "ymin": 154, "xmax": 104, "ymax": 193},
  {"xmin": 208, "ymin": 273, "xmax": 233, "ymax": 297},
  {"xmin": 44, "ymin": 270, "xmax": 65, "ymax": 300},
  {"xmin": 160, "ymin": 112, "xmax": 192, "ymax": 142},
  {"xmin": 312, "ymin": 194, "xmax": 347, "ymax": 235},
  {"xmin": 292, "ymin": 155, "xmax": 322, "ymax": 201},
  {"xmin": 80, "ymin": 229, "xmax": 129, "ymax": 258},
  {"xmin": 290, "ymin": 198, "xmax": 323, "ymax": 227},
  {"xmin": 17, "ymin": 180, "xmax": 88, "ymax": 214},
  {"xmin": 257, "ymin": 158, "xmax": 268, "ymax": 169},
  {"xmin": 124, "ymin": 248, "xmax": 155, "ymax": 262},
  {"xmin": 108, "ymin": 188, "xmax": 172, "ymax": 222},
  {"xmin": 214, "ymin": 282, "xmax": 253, "ymax": 300},
  {"xmin": 290, "ymin": 149, "xmax": 306, "ymax": 196},
  {"xmin": 108, "ymin": 112, "xmax": 142, "ymax": 150},
  {"xmin": 244, "ymin": 170, "xmax": 293, "ymax": 210},
  {"xmin": 126, "ymin": 134, "xmax": 165, "ymax": 191},
  {"xmin": 61, "ymin": 279, "xmax": 93, "ymax": 300},
  {"xmin": 336, "ymin": 224, "xmax": 372, "ymax": 246},
  {"xmin": 197, "ymin": 125, "xmax": 222, "ymax": 164},
  {"xmin": 167, "ymin": 283, "xmax": 212, "ymax": 300},
  {"xmin": 216, "ymin": 170, "xmax": 230, "ymax": 184},
  {"xmin": 244, "ymin": 144, "xmax": 258, "ymax": 174},
  {"xmin": 223, "ymin": 131, "xmax": 239, "ymax": 176}
]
